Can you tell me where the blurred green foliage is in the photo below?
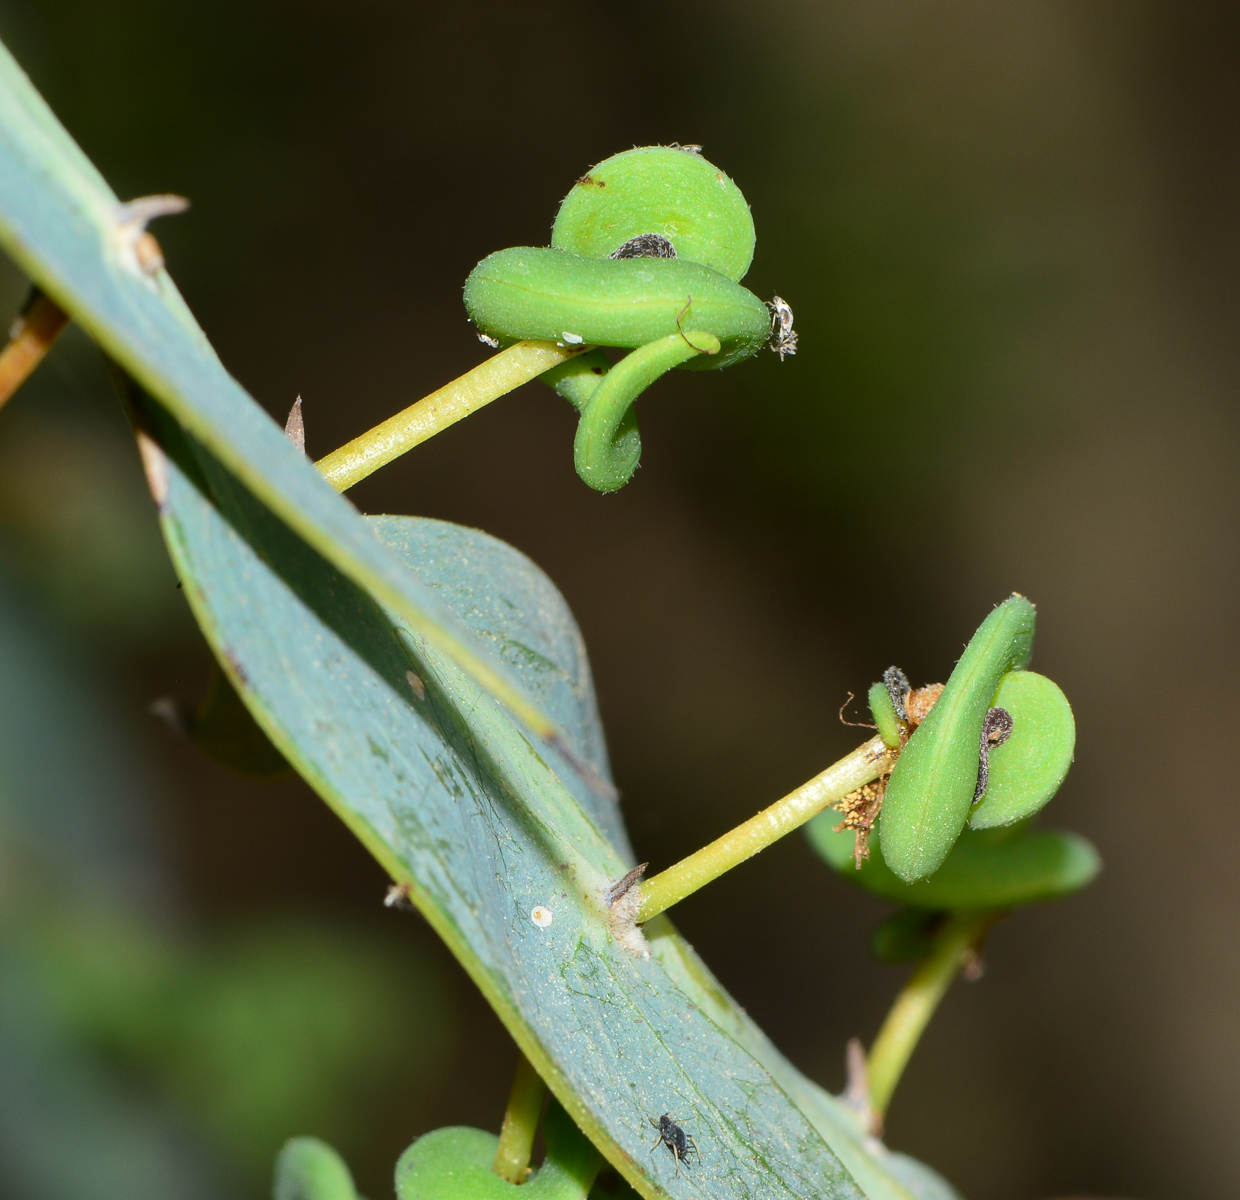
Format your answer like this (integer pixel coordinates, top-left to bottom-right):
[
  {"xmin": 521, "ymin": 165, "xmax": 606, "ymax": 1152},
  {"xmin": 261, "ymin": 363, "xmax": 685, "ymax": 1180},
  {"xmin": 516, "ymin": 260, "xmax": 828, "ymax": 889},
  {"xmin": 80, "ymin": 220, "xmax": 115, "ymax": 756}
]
[{"xmin": 27, "ymin": 910, "xmax": 450, "ymax": 1175}]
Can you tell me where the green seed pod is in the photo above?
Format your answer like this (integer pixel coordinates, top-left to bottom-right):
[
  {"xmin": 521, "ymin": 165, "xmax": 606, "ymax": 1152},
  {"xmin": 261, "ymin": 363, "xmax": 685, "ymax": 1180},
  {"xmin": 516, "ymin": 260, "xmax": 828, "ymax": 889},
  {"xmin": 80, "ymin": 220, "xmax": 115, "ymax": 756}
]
[
  {"xmin": 878, "ymin": 595, "xmax": 1037, "ymax": 883},
  {"xmin": 538, "ymin": 347, "xmax": 611, "ymax": 413},
  {"xmin": 573, "ymin": 331, "xmax": 721, "ymax": 492},
  {"xmin": 395, "ymin": 1128, "xmax": 508, "ymax": 1200},
  {"xmin": 552, "ymin": 146, "xmax": 755, "ymax": 281},
  {"xmin": 395, "ymin": 1103, "xmax": 602, "ymax": 1200},
  {"xmin": 466, "ymin": 147, "xmax": 789, "ymax": 491},
  {"xmin": 464, "ymin": 248, "xmax": 770, "ymax": 368},
  {"xmin": 970, "ymin": 670, "xmax": 1075, "ymax": 829},
  {"xmin": 808, "ymin": 816, "xmax": 1100, "ymax": 910},
  {"xmin": 868, "ymin": 680, "xmax": 904, "ymax": 749},
  {"xmin": 274, "ymin": 1137, "xmax": 358, "ymax": 1200}
]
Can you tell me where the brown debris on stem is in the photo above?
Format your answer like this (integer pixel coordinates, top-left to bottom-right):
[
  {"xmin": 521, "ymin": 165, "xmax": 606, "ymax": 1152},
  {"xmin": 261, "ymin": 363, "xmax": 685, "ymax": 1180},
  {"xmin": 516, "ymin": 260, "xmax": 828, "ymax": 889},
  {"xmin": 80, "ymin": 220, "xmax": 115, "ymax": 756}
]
[{"xmin": 833, "ymin": 779, "xmax": 887, "ymax": 868}]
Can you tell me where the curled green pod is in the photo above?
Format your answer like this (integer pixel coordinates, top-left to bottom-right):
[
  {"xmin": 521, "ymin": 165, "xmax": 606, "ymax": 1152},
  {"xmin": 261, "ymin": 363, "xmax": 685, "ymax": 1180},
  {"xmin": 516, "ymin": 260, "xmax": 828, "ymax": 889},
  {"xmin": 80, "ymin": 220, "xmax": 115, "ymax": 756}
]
[
  {"xmin": 464, "ymin": 246, "xmax": 770, "ymax": 491},
  {"xmin": 538, "ymin": 347, "xmax": 611, "ymax": 413},
  {"xmin": 808, "ymin": 817, "xmax": 1100, "ymax": 910},
  {"xmin": 464, "ymin": 248, "xmax": 770, "ymax": 367},
  {"xmin": 274, "ymin": 1137, "xmax": 358, "ymax": 1200},
  {"xmin": 465, "ymin": 146, "xmax": 789, "ymax": 491},
  {"xmin": 970, "ymin": 670, "xmax": 1076, "ymax": 829},
  {"xmin": 878, "ymin": 595, "xmax": 1037, "ymax": 882},
  {"xmin": 552, "ymin": 146, "xmax": 755, "ymax": 281},
  {"xmin": 573, "ymin": 331, "xmax": 720, "ymax": 491}
]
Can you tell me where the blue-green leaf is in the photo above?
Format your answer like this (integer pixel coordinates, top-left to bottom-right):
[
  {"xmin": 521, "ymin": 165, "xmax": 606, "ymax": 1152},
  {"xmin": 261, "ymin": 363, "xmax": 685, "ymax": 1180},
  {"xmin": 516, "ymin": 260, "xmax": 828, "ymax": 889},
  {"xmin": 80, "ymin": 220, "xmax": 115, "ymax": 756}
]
[{"xmin": 144, "ymin": 408, "xmax": 950, "ymax": 1200}]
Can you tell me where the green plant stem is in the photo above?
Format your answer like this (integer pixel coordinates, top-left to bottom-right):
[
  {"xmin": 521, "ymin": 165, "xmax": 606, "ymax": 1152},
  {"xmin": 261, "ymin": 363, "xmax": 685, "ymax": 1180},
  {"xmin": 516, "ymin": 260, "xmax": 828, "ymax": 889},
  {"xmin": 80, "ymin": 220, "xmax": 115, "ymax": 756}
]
[
  {"xmin": 316, "ymin": 340, "xmax": 585, "ymax": 491},
  {"xmin": 636, "ymin": 735, "xmax": 895, "ymax": 923},
  {"xmin": 866, "ymin": 910, "xmax": 997, "ymax": 1117},
  {"xmin": 492, "ymin": 1051, "xmax": 546, "ymax": 1184}
]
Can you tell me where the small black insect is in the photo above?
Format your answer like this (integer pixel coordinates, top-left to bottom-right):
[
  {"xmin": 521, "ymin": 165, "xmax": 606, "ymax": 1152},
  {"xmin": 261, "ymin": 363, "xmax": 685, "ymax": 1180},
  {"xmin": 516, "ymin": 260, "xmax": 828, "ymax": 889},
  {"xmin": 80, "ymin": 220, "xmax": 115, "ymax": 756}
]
[{"xmin": 648, "ymin": 1113, "xmax": 700, "ymax": 1178}]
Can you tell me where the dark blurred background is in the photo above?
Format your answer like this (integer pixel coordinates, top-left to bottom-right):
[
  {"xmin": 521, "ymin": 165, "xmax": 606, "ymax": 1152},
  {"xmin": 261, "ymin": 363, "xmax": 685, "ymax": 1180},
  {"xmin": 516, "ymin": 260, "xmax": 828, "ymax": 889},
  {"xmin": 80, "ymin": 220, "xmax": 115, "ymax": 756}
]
[{"xmin": 0, "ymin": 2, "xmax": 1236, "ymax": 1198}]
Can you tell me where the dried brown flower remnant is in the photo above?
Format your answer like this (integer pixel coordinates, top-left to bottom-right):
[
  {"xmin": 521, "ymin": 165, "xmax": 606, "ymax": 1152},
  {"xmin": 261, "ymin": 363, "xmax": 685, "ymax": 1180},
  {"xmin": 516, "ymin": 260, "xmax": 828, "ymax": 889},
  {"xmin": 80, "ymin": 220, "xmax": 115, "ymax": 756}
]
[
  {"xmin": 833, "ymin": 779, "xmax": 887, "ymax": 868},
  {"xmin": 906, "ymin": 683, "xmax": 944, "ymax": 727},
  {"xmin": 830, "ymin": 676, "xmax": 944, "ymax": 866}
]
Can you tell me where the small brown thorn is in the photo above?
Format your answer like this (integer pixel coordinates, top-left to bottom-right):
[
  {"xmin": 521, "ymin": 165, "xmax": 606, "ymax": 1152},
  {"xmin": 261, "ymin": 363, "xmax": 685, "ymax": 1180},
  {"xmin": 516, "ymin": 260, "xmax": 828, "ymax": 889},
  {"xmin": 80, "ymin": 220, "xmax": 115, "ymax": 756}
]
[
  {"xmin": 149, "ymin": 695, "xmax": 192, "ymax": 737},
  {"xmin": 285, "ymin": 395, "xmax": 306, "ymax": 453},
  {"xmin": 136, "ymin": 430, "xmax": 170, "ymax": 508},
  {"xmin": 384, "ymin": 882, "xmax": 416, "ymax": 911},
  {"xmin": 605, "ymin": 863, "xmax": 649, "ymax": 908},
  {"xmin": 606, "ymin": 863, "xmax": 651, "ymax": 959},
  {"xmin": 962, "ymin": 946, "xmax": 985, "ymax": 981},
  {"xmin": 842, "ymin": 1038, "xmax": 881, "ymax": 1136},
  {"xmin": 114, "ymin": 194, "xmax": 189, "ymax": 277}
]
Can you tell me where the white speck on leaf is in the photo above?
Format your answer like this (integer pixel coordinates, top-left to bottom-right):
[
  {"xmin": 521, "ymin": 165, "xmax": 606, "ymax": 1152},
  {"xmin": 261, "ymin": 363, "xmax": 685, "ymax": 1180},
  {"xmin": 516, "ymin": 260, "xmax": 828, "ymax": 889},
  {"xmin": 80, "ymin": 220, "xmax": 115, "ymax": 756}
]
[
  {"xmin": 562, "ymin": 331, "xmax": 584, "ymax": 344},
  {"xmin": 531, "ymin": 906, "xmax": 554, "ymax": 929}
]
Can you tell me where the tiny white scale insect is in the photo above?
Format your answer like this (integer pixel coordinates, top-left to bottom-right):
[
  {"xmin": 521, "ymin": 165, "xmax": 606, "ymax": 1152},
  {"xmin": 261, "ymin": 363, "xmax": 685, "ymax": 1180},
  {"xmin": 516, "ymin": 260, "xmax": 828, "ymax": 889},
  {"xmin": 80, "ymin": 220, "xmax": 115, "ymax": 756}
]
[
  {"xmin": 562, "ymin": 331, "xmax": 584, "ymax": 344},
  {"xmin": 767, "ymin": 295, "xmax": 797, "ymax": 361},
  {"xmin": 530, "ymin": 905, "xmax": 554, "ymax": 928}
]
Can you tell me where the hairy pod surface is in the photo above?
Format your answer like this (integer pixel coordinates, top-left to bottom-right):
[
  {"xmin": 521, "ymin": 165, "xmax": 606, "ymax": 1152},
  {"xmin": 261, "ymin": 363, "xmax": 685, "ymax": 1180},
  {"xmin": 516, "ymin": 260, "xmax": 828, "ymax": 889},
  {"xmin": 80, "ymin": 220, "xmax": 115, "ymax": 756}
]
[
  {"xmin": 878, "ymin": 595, "xmax": 1037, "ymax": 882},
  {"xmin": 464, "ymin": 248, "xmax": 770, "ymax": 369},
  {"xmin": 809, "ymin": 819, "xmax": 1100, "ymax": 911},
  {"xmin": 970, "ymin": 670, "xmax": 1076, "ymax": 829},
  {"xmin": 552, "ymin": 145, "xmax": 755, "ymax": 281}
]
